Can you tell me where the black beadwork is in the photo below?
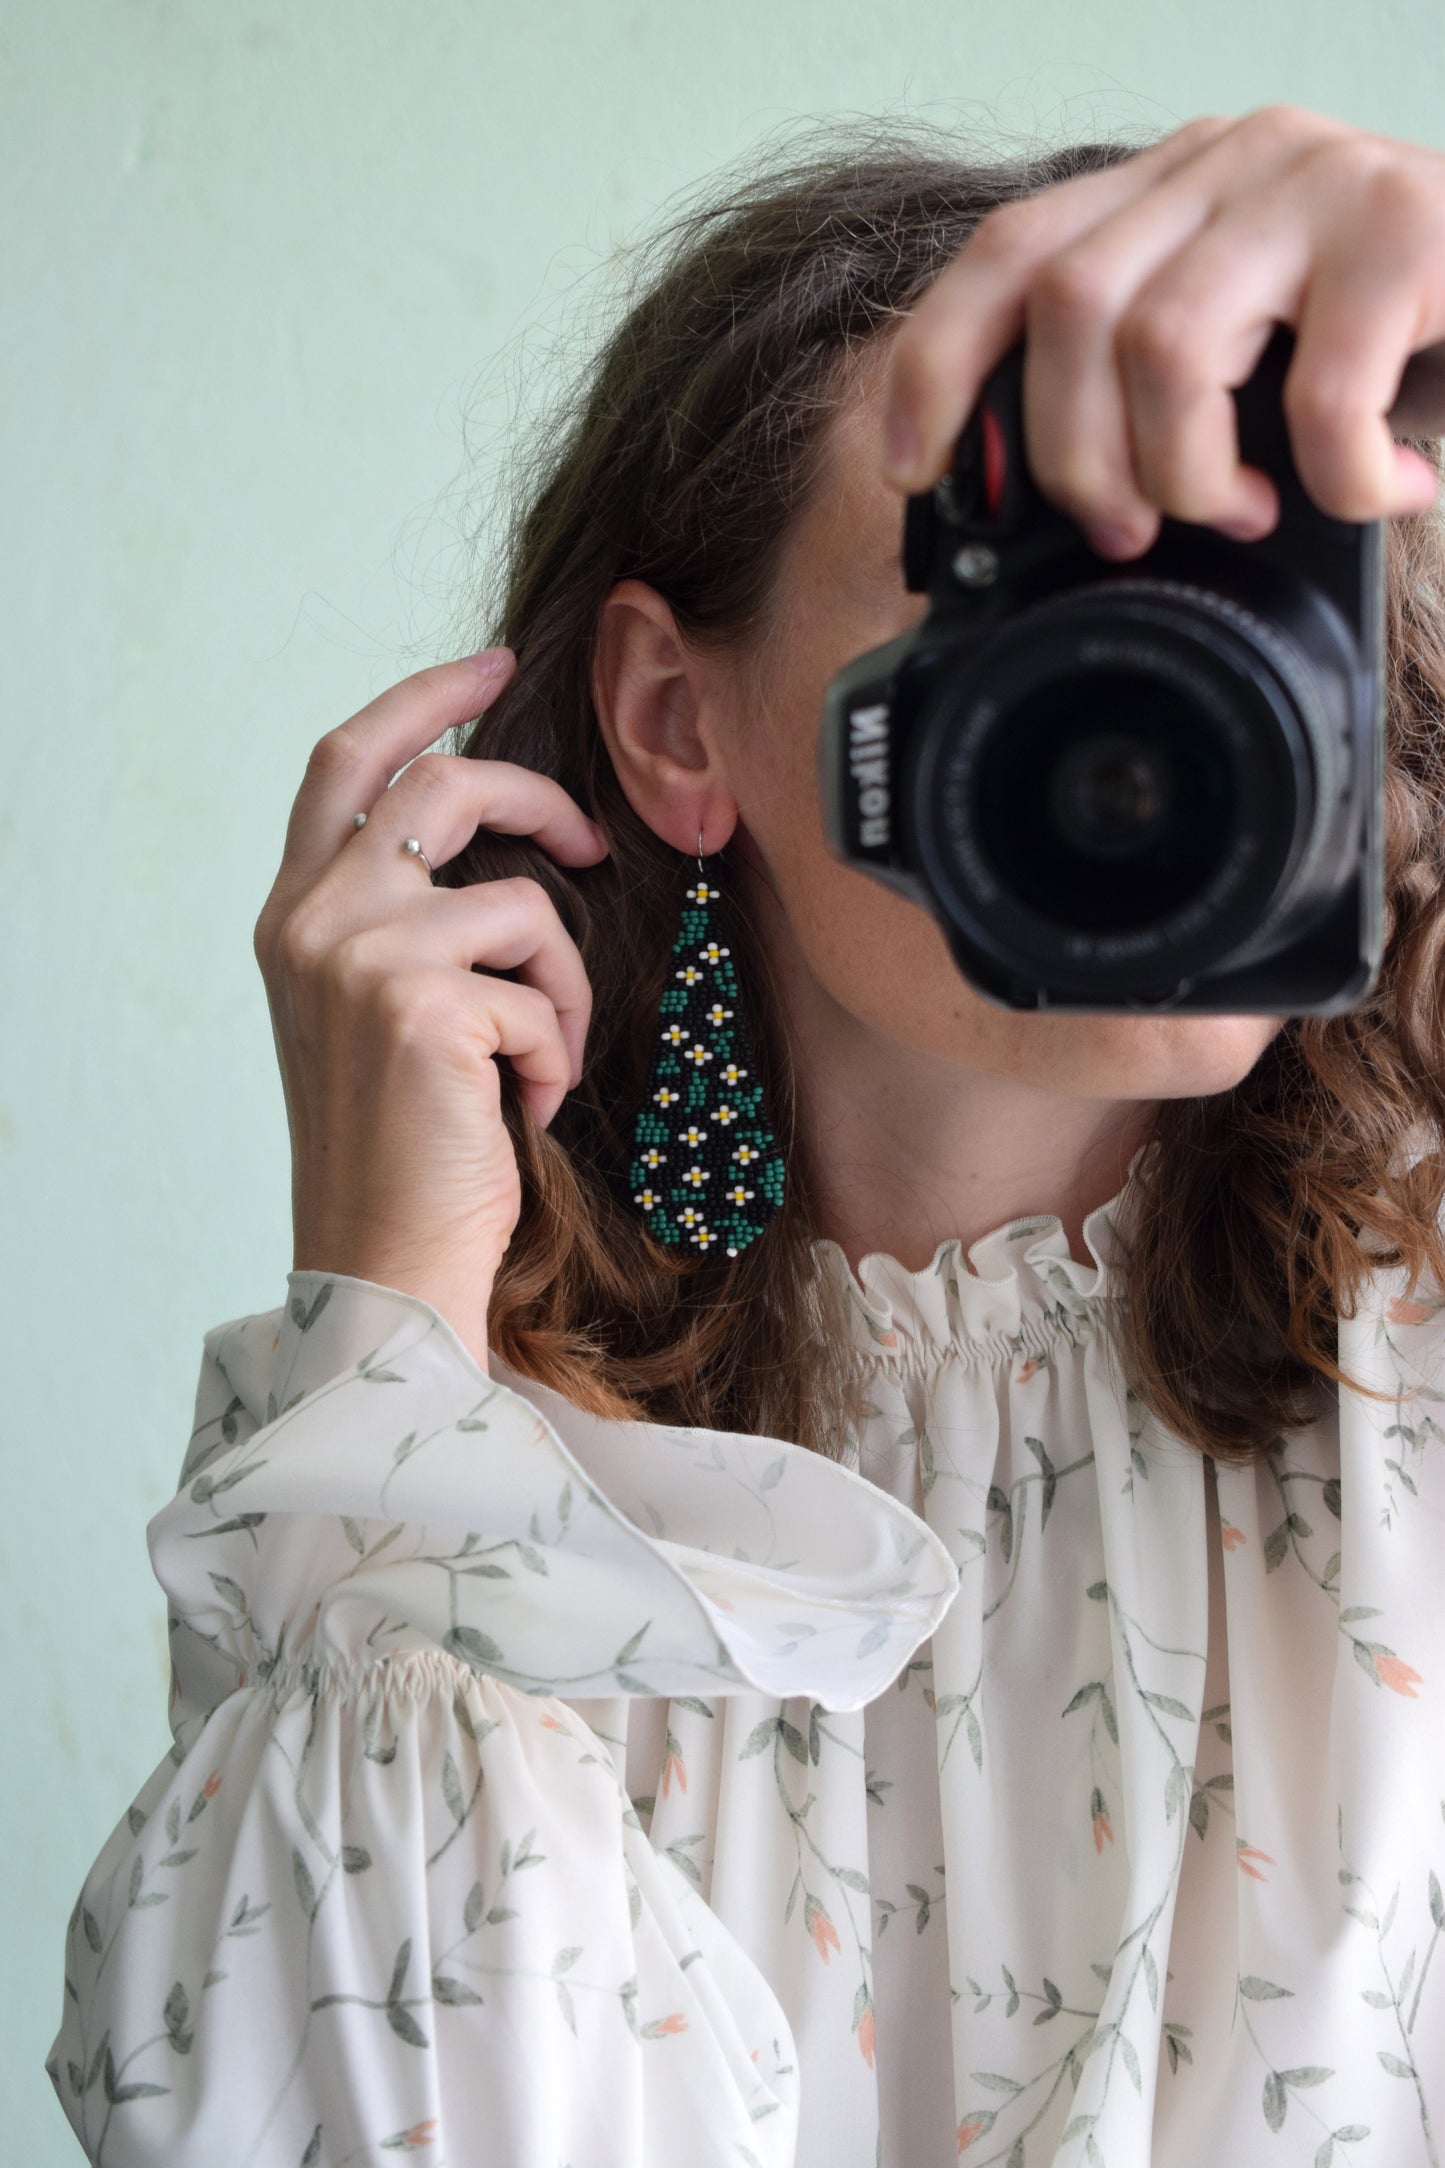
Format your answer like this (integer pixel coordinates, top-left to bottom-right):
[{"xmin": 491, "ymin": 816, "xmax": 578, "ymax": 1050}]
[{"xmin": 621, "ymin": 850, "xmax": 786, "ymax": 1258}]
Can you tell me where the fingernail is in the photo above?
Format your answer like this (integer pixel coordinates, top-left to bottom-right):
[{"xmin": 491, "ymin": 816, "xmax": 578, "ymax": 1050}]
[
  {"xmin": 1087, "ymin": 521, "xmax": 1148, "ymax": 558},
  {"xmin": 1213, "ymin": 514, "xmax": 1269, "ymax": 543},
  {"xmin": 884, "ymin": 413, "xmax": 922, "ymax": 485}
]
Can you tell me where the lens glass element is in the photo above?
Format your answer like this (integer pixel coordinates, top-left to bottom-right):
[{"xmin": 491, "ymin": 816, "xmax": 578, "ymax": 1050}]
[{"xmin": 971, "ymin": 667, "xmax": 1235, "ymax": 932}]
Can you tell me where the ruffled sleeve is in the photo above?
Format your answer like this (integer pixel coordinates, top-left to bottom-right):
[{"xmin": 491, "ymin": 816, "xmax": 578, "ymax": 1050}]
[{"xmin": 45, "ymin": 1270, "xmax": 958, "ymax": 2167}]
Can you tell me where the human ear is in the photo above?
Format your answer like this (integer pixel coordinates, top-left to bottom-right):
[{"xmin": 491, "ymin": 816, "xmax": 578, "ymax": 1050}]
[{"xmin": 591, "ymin": 579, "xmax": 739, "ymax": 854}]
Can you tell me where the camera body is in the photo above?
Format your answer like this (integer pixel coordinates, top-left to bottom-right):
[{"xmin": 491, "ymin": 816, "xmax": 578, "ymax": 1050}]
[{"xmin": 819, "ymin": 323, "xmax": 1385, "ymax": 1012}]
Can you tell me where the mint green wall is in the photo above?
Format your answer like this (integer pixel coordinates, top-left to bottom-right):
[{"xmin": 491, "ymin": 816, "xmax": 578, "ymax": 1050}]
[{"xmin": 7, "ymin": 3, "xmax": 1443, "ymax": 2153}]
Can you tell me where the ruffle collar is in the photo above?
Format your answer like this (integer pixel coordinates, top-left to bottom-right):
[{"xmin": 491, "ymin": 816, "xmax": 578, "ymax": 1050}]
[{"xmin": 811, "ymin": 1146, "xmax": 1145, "ymax": 1361}]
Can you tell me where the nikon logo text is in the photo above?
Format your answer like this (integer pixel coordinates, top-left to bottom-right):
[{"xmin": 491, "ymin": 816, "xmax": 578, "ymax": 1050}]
[{"xmin": 848, "ymin": 703, "xmax": 891, "ymax": 847}]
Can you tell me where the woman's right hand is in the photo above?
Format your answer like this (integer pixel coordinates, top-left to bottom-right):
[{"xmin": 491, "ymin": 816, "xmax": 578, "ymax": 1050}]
[{"xmin": 251, "ymin": 648, "xmax": 610, "ymax": 1369}]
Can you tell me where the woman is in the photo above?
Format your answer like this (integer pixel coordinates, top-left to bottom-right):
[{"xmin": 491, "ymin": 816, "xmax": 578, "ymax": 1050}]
[{"xmin": 46, "ymin": 105, "xmax": 1445, "ymax": 2167}]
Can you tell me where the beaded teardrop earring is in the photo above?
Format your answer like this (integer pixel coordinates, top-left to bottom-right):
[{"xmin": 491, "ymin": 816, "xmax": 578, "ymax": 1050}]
[{"xmin": 620, "ymin": 830, "xmax": 786, "ymax": 1259}]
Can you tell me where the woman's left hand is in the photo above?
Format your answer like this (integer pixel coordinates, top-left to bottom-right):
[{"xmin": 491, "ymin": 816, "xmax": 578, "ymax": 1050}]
[{"xmin": 881, "ymin": 103, "xmax": 1445, "ymax": 557}]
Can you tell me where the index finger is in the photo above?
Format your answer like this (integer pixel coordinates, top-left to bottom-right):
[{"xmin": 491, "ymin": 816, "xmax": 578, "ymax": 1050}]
[
  {"xmin": 880, "ymin": 116, "xmax": 1237, "ymax": 493},
  {"xmin": 279, "ymin": 649, "xmax": 519, "ymax": 884}
]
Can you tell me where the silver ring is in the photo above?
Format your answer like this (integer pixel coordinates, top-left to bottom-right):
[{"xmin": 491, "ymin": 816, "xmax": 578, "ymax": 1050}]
[{"xmin": 350, "ymin": 810, "xmax": 434, "ymax": 879}]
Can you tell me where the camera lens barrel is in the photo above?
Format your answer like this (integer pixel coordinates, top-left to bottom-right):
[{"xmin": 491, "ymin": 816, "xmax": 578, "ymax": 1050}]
[{"xmin": 908, "ymin": 578, "xmax": 1348, "ymax": 998}]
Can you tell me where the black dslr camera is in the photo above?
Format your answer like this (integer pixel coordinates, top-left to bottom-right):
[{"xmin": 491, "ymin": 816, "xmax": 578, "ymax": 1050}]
[{"xmin": 819, "ymin": 323, "xmax": 1385, "ymax": 1013}]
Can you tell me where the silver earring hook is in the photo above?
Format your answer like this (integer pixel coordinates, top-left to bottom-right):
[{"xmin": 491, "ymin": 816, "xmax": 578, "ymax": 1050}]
[{"xmin": 697, "ymin": 825, "xmax": 705, "ymax": 875}]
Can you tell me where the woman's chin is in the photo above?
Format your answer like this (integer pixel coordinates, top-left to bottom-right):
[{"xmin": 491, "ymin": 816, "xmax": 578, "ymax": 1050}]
[
  {"xmin": 925, "ymin": 1005, "xmax": 1289, "ymax": 1101},
  {"xmin": 1053, "ymin": 1010, "xmax": 1287, "ymax": 1099}
]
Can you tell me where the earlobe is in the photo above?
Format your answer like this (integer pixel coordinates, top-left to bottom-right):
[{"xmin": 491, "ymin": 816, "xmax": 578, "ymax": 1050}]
[{"xmin": 592, "ymin": 580, "xmax": 737, "ymax": 850}]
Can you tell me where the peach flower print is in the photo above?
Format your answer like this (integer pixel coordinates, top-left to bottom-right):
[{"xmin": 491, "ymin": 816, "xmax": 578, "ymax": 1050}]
[
  {"xmin": 1237, "ymin": 1840, "xmax": 1276, "ymax": 1882},
  {"xmin": 539, "ymin": 1712, "xmax": 568, "ymax": 1732},
  {"xmin": 203, "ymin": 1769, "xmax": 222, "ymax": 1799},
  {"xmin": 640, "ymin": 2013, "xmax": 689, "ymax": 2037},
  {"xmin": 1375, "ymin": 1651, "xmax": 1424, "ymax": 1698},
  {"xmin": 398, "ymin": 2121, "xmax": 438, "ymax": 2149},
  {"xmin": 661, "ymin": 1742, "xmax": 687, "ymax": 1798},
  {"xmin": 1093, "ymin": 1808, "xmax": 1114, "ymax": 1853},
  {"xmin": 857, "ymin": 2001, "xmax": 876, "ymax": 2067},
  {"xmin": 958, "ymin": 2115, "xmax": 989, "ymax": 2152},
  {"xmin": 1386, "ymin": 1294, "xmax": 1437, "ymax": 1325},
  {"xmin": 804, "ymin": 1894, "xmax": 841, "ymax": 1963},
  {"xmin": 1349, "ymin": 1631, "xmax": 1425, "ymax": 1696},
  {"xmin": 1220, "ymin": 1520, "xmax": 1246, "ymax": 1551},
  {"xmin": 1016, "ymin": 1358, "xmax": 1040, "ymax": 1384}
]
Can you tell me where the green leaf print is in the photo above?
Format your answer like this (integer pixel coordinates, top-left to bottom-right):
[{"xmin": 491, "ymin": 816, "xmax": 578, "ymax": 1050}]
[
  {"xmin": 385, "ymin": 2002, "xmax": 428, "ymax": 2048},
  {"xmin": 441, "ymin": 1751, "xmax": 467, "ymax": 1827},
  {"xmin": 102, "ymin": 2044, "xmax": 168, "ymax": 2105},
  {"xmin": 163, "ymin": 1980, "xmax": 192, "ymax": 2054},
  {"xmin": 777, "ymin": 1721, "xmax": 809, "ymax": 1767},
  {"xmin": 290, "ymin": 1283, "xmax": 333, "ymax": 1334},
  {"xmin": 84, "ymin": 2032, "xmax": 108, "ymax": 2095},
  {"xmin": 614, "ymin": 1623, "xmax": 652, "ymax": 1667},
  {"xmin": 291, "ymin": 1849, "xmax": 318, "ymax": 1923},
  {"xmin": 445, "ymin": 1624, "xmax": 505, "ymax": 1668},
  {"xmin": 381, "ymin": 1939, "xmax": 430, "ymax": 2049}
]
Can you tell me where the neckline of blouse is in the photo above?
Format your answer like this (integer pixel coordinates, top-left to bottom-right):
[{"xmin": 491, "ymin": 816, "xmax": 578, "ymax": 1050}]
[{"xmin": 808, "ymin": 1144, "xmax": 1147, "ymax": 1362}]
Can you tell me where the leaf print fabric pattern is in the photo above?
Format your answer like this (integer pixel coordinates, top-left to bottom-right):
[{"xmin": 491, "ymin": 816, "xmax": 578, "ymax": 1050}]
[
  {"xmin": 43, "ymin": 1270, "xmax": 955, "ymax": 2167},
  {"xmin": 45, "ymin": 1153, "xmax": 1445, "ymax": 2166}
]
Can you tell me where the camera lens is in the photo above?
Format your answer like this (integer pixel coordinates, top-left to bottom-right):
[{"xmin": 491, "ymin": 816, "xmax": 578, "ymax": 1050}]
[
  {"xmin": 906, "ymin": 575, "xmax": 1346, "ymax": 997},
  {"xmin": 1048, "ymin": 733, "xmax": 1167, "ymax": 860},
  {"xmin": 973, "ymin": 667, "xmax": 1235, "ymax": 932}
]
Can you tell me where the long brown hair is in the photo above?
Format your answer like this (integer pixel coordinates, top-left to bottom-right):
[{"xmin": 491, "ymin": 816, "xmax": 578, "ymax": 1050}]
[{"xmin": 436, "ymin": 115, "xmax": 1445, "ymax": 1467}]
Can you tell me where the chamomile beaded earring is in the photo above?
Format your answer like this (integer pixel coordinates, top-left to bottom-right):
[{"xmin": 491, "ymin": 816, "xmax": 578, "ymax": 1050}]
[{"xmin": 620, "ymin": 827, "xmax": 786, "ymax": 1259}]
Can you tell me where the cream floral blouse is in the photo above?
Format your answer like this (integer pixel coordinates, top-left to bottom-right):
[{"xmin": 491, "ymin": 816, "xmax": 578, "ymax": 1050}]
[{"xmin": 45, "ymin": 1176, "xmax": 1445, "ymax": 2167}]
